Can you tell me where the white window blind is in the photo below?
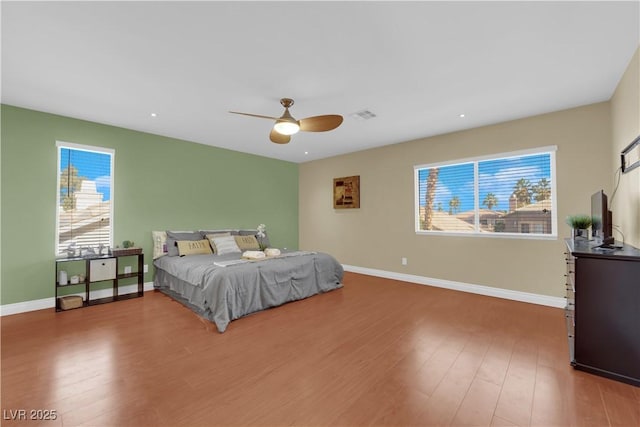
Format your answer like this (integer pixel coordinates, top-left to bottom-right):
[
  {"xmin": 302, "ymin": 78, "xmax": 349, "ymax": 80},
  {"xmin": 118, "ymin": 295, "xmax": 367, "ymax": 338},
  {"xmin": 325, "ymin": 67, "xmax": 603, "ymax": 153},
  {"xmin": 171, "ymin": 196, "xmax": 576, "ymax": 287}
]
[
  {"xmin": 417, "ymin": 162, "xmax": 476, "ymax": 233},
  {"xmin": 55, "ymin": 142, "xmax": 114, "ymax": 256},
  {"xmin": 415, "ymin": 147, "xmax": 557, "ymax": 238}
]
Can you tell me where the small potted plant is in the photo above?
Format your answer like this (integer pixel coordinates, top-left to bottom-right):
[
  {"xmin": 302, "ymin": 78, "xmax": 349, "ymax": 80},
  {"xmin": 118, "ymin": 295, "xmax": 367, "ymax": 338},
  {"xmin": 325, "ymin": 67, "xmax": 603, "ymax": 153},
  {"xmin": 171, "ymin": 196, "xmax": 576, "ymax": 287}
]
[
  {"xmin": 566, "ymin": 214, "xmax": 592, "ymax": 241},
  {"xmin": 113, "ymin": 240, "xmax": 142, "ymax": 256}
]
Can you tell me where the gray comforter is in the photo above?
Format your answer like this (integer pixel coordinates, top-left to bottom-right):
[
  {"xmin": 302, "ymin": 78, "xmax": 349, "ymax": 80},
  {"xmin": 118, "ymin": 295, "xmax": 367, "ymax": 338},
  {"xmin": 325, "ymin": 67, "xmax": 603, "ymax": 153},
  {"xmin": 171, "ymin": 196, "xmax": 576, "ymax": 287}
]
[{"xmin": 154, "ymin": 251, "xmax": 343, "ymax": 332}]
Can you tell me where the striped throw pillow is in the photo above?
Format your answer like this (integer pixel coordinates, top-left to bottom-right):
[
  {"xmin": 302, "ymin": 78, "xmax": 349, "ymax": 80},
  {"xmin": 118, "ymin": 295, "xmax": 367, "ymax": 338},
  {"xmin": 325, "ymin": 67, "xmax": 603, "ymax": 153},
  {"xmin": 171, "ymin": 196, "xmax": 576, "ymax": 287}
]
[{"xmin": 210, "ymin": 235, "xmax": 241, "ymax": 255}]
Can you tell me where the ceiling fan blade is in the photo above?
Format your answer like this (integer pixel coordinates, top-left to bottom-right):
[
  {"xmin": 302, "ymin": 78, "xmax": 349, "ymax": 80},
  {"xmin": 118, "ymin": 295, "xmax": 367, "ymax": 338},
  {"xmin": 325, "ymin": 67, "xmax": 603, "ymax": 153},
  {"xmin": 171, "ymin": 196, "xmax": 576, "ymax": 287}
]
[
  {"xmin": 269, "ymin": 128, "xmax": 291, "ymax": 144},
  {"xmin": 229, "ymin": 111, "xmax": 280, "ymax": 121},
  {"xmin": 299, "ymin": 115, "xmax": 343, "ymax": 132}
]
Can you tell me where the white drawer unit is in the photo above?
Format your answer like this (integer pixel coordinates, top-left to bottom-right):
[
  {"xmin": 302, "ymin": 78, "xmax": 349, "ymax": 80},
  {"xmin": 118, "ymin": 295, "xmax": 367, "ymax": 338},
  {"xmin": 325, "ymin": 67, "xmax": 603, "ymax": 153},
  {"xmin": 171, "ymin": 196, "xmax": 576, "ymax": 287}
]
[{"xmin": 89, "ymin": 258, "xmax": 117, "ymax": 282}]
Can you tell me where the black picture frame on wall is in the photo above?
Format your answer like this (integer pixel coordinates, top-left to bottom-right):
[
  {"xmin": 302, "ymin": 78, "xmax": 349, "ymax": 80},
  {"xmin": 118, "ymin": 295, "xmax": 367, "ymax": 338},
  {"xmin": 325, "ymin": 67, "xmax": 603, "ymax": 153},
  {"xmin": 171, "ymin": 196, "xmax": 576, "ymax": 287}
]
[{"xmin": 621, "ymin": 134, "xmax": 640, "ymax": 174}]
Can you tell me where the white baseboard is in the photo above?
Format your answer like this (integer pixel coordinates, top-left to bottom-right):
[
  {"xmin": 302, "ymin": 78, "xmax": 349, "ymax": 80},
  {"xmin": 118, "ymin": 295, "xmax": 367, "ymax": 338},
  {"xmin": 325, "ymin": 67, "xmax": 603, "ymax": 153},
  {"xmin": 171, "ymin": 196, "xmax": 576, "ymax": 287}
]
[
  {"xmin": 3, "ymin": 269, "xmax": 565, "ymax": 316},
  {"xmin": 0, "ymin": 282, "xmax": 156, "ymax": 316},
  {"xmin": 342, "ymin": 265, "xmax": 565, "ymax": 308}
]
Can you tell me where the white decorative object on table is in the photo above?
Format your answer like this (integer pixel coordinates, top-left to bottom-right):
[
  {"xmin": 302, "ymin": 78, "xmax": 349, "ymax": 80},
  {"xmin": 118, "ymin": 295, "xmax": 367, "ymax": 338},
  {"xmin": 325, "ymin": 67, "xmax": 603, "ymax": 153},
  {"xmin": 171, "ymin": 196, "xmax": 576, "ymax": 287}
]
[
  {"xmin": 264, "ymin": 248, "xmax": 281, "ymax": 257},
  {"xmin": 242, "ymin": 250, "xmax": 266, "ymax": 260}
]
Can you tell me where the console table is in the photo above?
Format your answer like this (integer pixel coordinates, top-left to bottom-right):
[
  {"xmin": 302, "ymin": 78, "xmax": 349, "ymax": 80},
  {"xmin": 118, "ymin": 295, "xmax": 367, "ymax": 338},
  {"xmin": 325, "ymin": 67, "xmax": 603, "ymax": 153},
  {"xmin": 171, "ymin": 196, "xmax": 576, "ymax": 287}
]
[{"xmin": 564, "ymin": 239, "xmax": 640, "ymax": 387}]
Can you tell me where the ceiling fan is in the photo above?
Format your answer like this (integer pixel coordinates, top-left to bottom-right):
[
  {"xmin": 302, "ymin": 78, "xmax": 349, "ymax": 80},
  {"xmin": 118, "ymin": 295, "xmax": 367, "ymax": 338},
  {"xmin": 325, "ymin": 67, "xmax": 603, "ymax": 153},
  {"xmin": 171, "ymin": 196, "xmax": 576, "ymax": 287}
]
[{"xmin": 230, "ymin": 98, "xmax": 343, "ymax": 144}]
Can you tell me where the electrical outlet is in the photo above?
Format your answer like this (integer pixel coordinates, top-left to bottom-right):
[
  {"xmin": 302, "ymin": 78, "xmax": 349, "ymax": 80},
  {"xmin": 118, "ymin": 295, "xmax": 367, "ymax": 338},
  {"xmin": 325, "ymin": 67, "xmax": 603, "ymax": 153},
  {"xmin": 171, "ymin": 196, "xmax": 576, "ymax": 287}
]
[
  {"xmin": 143, "ymin": 264, "xmax": 148, "ymax": 273},
  {"xmin": 401, "ymin": 257, "xmax": 408, "ymax": 266}
]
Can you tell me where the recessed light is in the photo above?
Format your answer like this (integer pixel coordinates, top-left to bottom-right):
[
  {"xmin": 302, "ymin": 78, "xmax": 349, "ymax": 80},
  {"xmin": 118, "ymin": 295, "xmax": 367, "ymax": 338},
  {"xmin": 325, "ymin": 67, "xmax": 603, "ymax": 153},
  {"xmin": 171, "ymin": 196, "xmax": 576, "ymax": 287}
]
[
  {"xmin": 150, "ymin": 113, "xmax": 158, "ymax": 117},
  {"xmin": 459, "ymin": 113, "xmax": 465, "ymax": 118},
  {"xmin": 304, "ymin": 151, "xmax": 309, "ymax": 155}
]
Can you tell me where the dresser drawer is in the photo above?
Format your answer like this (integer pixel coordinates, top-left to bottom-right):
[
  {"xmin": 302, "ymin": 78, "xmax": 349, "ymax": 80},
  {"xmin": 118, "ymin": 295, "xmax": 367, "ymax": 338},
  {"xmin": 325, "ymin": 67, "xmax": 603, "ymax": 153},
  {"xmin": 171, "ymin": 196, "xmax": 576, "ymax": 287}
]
[
  {"xmin": 565, "ymin": 307, "xmax": 575, "ymax": 362},
  {"xmin": 89, "ymin": 258, "xmax": 116, "ymax": 282}
]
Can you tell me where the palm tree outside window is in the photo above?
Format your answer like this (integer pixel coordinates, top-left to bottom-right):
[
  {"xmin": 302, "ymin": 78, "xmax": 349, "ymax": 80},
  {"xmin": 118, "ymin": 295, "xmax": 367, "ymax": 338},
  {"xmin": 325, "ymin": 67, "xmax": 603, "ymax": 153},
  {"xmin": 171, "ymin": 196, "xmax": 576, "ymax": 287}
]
[{"xmin": 415, "ymin": 147, "xmax": 556, "ymax": 238}]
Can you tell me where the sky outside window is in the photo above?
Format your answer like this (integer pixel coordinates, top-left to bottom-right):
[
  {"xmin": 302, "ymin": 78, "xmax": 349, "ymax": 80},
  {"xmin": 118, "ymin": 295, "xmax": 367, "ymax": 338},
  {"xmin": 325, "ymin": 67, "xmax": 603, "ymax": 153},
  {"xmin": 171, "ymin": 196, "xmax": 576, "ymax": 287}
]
[
  {"xmin": 417, "ymin": 150, "xmax": 554, "ymax": 236},
  {"xmin": 60, "ymin": 148, "xmax": 111, "ymax": 201},
  {"xmin": 418, "ymin": 153, "xmax": 551, "ymax": 213}
]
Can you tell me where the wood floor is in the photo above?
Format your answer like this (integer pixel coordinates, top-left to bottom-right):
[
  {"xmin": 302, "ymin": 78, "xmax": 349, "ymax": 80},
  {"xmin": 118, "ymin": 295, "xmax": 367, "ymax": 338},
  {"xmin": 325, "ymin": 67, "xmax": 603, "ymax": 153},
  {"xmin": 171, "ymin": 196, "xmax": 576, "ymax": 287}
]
[{"xmin": 2, "ymin": 272, "xmax": 639, "ymax": 427}]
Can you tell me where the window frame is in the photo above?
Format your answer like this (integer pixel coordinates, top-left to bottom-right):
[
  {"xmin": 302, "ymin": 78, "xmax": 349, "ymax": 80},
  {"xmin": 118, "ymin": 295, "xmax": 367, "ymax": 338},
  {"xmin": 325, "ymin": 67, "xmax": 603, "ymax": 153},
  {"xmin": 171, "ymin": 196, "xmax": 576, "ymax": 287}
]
[
  {"xmin": 414, "ymin": 146, "xmax": 558, "ymax": 240},
  {"xmin": 55, "ymin": 141, "xmax": 115, "ymax": 256}
]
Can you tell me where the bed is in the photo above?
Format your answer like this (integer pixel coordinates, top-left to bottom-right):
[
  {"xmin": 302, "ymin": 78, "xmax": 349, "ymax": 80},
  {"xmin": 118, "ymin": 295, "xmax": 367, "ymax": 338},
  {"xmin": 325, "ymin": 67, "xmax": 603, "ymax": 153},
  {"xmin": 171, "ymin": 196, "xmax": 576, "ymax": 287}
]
[{"xmin": 152, "ymin": 230, "xmax": 344, "ymax": 332}]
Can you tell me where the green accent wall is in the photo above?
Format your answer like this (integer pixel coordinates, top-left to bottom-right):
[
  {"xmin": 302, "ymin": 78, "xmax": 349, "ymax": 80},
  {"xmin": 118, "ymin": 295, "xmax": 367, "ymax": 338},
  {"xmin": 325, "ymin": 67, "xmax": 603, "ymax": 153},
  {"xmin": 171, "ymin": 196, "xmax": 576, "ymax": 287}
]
[{"xmin": 1, "ymin": 105, "xmax": 299, "ymax": 305}]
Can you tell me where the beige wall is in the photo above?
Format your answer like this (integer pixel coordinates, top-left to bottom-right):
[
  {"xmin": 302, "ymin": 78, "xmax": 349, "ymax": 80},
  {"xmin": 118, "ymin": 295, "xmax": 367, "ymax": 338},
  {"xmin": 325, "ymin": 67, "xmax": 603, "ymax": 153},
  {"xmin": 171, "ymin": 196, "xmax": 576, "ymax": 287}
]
[
  {"xmin": 300, "ymin": 103, "xmax": 612, "ymax": 297},
  {"xmin": 611, "ymin": 46, "xmax": 640, "ymax": 248}
]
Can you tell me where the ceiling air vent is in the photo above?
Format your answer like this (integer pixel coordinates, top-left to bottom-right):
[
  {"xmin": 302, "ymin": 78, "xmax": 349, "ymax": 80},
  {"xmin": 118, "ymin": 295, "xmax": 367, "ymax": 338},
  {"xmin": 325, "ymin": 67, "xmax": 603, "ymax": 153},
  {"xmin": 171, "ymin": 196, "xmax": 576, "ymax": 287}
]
[{"xmin": 349, "ymin": 109, "xmax": 377, "ymax": 121}]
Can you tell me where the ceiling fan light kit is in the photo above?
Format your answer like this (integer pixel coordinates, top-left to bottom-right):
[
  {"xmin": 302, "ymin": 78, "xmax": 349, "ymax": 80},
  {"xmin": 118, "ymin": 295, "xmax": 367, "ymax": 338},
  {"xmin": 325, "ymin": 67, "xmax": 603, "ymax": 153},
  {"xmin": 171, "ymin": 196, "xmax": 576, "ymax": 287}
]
[
  {"xmin": 273, "ymin": 121, "xmax": 300, "ymax": 135},
  {"xmin": 230, "ymin": 98, "xmax": 343, "ymax": 144}
]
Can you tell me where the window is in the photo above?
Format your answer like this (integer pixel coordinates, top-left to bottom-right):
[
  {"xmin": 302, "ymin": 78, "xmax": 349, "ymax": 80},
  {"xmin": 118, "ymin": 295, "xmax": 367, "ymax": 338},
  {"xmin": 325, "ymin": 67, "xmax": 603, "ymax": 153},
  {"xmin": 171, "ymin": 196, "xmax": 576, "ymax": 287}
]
[
  {"xmin": 55, "ymin": 142, "xmax": 114, "ymax": 256},
  {"xmin": 415, "ymin": 146, "xmax": 557, "ymax": 238}
]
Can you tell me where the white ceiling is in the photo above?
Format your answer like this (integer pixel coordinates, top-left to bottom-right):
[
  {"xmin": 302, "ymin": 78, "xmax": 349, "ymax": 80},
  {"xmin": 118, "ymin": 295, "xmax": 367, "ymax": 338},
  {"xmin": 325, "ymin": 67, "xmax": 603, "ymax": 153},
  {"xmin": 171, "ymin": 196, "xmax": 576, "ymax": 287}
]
[{"xmin": 2, "ymin": 1, "xmax": 639, "ymax": 163}]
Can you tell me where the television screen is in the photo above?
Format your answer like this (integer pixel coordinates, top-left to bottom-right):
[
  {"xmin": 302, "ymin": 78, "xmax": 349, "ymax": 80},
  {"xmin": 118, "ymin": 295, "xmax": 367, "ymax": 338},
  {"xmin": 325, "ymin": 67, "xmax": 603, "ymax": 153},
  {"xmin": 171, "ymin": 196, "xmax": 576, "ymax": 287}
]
[
  {"xmin": 591, "ymin": 190, "xmax": 614, "ymax": 245},
  {"xmin": 591, "ymin": 191, "xmax": 603, "ymax": 238}
]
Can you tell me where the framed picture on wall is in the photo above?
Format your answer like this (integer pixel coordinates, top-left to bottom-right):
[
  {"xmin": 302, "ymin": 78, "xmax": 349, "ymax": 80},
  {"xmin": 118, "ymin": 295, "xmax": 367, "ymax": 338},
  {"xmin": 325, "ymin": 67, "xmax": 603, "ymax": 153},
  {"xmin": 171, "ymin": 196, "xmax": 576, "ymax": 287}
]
[
  {"xmin": 333, "ymin": 175, "xmax": 360, "ymax": 209},
  {"xmin": 621, "ymin": 134, "xmax": 640, "ymax": 173}
]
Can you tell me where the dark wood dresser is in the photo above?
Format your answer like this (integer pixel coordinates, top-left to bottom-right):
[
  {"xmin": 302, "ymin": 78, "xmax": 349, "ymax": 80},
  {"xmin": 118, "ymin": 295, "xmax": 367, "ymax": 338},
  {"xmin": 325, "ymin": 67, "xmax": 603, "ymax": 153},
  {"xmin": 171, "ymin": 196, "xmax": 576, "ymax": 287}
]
[{"xmin": 565, "ymin": 239, "xmax": 640, "ymax": 387}]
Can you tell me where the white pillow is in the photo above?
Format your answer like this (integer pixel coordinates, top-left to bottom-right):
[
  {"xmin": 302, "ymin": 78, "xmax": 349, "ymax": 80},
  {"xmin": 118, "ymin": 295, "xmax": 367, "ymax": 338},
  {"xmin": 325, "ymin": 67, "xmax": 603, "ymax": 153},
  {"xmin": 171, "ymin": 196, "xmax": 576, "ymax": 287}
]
[
  {"xmin": 210, "ymin": 235, "xmax": 241, "ymax": 255},
  {"xmin": 205, "ymin": 233, "xmax": 231, "ymax": 254},
  {"xmin": 152, "ymin": 231, "xmax": 167, "ymax": 259}
]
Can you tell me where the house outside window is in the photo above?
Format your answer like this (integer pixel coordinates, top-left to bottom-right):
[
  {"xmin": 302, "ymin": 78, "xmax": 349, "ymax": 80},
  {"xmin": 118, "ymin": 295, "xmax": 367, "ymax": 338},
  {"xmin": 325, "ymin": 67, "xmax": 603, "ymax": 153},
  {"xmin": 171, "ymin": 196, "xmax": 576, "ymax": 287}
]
[
  {"xmin": 55, "ymin": 141, "xmax": 114, "ymax": 256},
  {"xmin": 415, "ymin": 146, "xmax": 557, "ymax": 239}
]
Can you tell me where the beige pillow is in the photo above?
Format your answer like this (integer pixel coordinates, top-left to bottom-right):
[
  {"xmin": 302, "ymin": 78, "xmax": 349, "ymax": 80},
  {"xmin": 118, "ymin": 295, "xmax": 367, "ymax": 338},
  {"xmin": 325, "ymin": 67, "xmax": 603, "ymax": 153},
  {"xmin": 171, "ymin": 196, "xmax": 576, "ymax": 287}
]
[
  {"xmin": 204, "ymin": 232, "xmax": 232, "ymax": 237},
  {"xmin": 176, "ymin": 239, "xmax": 213, "ymax": 256},
  {"xmin": 234, "ymin": 235, "xmax": 260, "ymax": 250}
]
